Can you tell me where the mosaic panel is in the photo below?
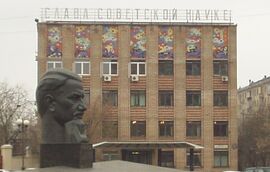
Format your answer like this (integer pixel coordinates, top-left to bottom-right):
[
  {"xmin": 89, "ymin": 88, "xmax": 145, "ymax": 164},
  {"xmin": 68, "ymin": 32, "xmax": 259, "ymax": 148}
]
[
  {"xmin": 47, "ymin": 26, "xmax": 62, "ymax": 58},
  {"xmin": 102, "ymin": 26, "xmax": 118, "ymax": 58},
  {"xmin": 186, "ymin": 27, "xmax": 201, "ymax": 58},
  {"xmin": 130, "ymin": 26, "xmax": 146, "ymax": 58},
  {"xmin": 158, "ymin": 26, "xmax": 173, "ymax": 59},
  {"xmin": 213, "ymin": 27, "xmax": 228, "ymax": 59},
  {"xmin": 75, "ymin": 26, "xmax": 90, "ymax": 58}
]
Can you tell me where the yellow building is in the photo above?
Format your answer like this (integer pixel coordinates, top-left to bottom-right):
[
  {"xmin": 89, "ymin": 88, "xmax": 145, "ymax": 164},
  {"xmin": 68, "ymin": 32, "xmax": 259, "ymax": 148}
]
[{"xmin": 36, "ymin": 8, "xmax": 237, "ymax": 171}]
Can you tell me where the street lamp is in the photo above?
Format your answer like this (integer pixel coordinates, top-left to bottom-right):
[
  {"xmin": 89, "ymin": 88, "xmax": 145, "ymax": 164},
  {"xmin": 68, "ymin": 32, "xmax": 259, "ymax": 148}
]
[{"xmin": 16, "ymin": 119, "xmax": 30, "ymax": 171}]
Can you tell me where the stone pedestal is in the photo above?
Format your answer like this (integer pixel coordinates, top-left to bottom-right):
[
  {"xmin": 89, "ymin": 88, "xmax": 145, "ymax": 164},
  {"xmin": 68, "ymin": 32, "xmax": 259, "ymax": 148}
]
[{"xmin": 40, "ymin": 143, "xmax": 93, "ymax": 168}]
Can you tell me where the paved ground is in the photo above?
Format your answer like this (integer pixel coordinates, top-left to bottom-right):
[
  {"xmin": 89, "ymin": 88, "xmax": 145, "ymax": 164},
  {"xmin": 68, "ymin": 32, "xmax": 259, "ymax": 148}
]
[{"xmin": 13, "ymin": 160, "xmax": 189, "ymax": 172}]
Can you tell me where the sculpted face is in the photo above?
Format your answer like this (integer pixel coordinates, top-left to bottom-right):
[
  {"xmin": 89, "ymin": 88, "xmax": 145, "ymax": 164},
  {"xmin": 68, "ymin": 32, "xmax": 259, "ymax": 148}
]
[{"xmin": 52, "ymin": 79, "xmax": 86, "ymax": 124}]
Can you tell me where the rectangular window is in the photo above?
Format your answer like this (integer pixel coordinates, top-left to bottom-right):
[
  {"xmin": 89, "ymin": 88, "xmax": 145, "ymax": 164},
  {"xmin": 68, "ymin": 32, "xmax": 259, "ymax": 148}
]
[
  {"xmin": 74, "ymin": 61, "xmax": 90, "ymax": 75},
  {"xmin": 214, "ymin": 91, "xmax": 228, "ymax": 106},
  {"xmin": 130, "ymin": 90, "xmax": 146, "ymax": 107},
  {"xmin": 159, "ymin": 60, "xmax": 173, "ymax": 75},
  {"xmin": 186, "ymin": 61, "xmax": 201, "ymax": 75},
  {"xmin": 159, "ymin": 90, "xmax": 174, "ymax": 106},
  {"xmin": 130, "ymin": 62, "xmax": 146, "ymax": 76},
  {"xmin": 130, "ymin": 121, "xmax": 146, "ymax": 137},
  {"xmin": 103, "ymin": 151, "xmax": 120, "ymax": 161},
  {"xmin": 102, "ymin": 90, "xmax": 118, "ymax": 106},
  {"xmin": 159, "ymin": 121, "xmax": 174, "ymax": 137},
  {"xmin": 47, "ymin": 61, "xmax": 62, "ymax": 70},
  {"xmin": 102, "ymin": 62, "xmax": 118, "ymax": 75},
  {"xmin": 214, "ymin": 150, "xmax": 228, "ymax": 167},
  {"xmin": 186, "ymin": 121, "xmax": 201, "ymax": 137},
  {"xmin": 186, "ymin": 150, "xmax": 202, "ymax": 167},
  {"xmin": 84, "ymin": 89, "xmax": 90, "ymax": 105},
  {"xmin": 186, "ymin": 91, "xmax": 201, "ymax": 106},
  {"xmin": 214, "ymin": 121, "xmax": 228, "ymax": 137},
  {"xmin": 214, "ymin": 61, "xmax": 228, "ymax": 76},
  {"xmin": 160, "ymin": 151, "xmax": 174, "ymax": 168},
  {"xmin": 102, "ymin": 121, "xmax": 118, "ymax": 139}
]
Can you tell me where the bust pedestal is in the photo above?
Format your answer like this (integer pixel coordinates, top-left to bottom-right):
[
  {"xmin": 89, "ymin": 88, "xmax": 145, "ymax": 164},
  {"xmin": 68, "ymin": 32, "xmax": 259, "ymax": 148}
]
[{"xmin": 40, "ymin": 143, "xmax": 93, "ymax": 168}]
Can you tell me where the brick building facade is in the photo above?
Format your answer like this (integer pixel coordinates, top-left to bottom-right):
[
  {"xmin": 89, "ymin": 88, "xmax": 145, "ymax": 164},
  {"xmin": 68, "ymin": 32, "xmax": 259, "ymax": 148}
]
[{"xmin": 37, "ymin": 22, "xmax": 237, "ymax": 171}]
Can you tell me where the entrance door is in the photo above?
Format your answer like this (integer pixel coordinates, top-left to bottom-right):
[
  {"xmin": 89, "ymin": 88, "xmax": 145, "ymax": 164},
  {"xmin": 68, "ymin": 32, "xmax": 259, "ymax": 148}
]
[{"xmin": 122, "ymin": 150, "xmax": 152, "ymax": 165}]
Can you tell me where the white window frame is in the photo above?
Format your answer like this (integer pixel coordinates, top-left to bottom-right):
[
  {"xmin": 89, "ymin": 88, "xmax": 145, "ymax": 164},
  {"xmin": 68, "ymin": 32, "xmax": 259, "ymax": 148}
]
[
  {"xmin": 74, "ymin": 61, "xmax": 91, "ymax": 76},
  {"xmin": 101, "ymin": 62, "xmax": 118, "ymax": 76},
  {"xmin": 47, "ymin": 61, "xmax": 63, "ymax": 70},
  {"xmin": 129, "ymin": 62, "xmax": 146, "ymax": 76}
]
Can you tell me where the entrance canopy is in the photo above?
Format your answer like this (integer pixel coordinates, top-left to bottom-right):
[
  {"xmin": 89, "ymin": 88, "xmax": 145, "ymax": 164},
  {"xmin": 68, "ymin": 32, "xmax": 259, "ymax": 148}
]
[{"xmin": 93, "ymin": 141, "xmax": 203, "ymax": 149}]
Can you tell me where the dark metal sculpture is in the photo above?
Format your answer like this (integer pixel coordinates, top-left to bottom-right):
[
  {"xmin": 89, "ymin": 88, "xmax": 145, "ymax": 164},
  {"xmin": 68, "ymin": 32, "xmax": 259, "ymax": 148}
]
[{"xmin": 36, "ymin": 68, "xmax": 88, "ymax": 144}]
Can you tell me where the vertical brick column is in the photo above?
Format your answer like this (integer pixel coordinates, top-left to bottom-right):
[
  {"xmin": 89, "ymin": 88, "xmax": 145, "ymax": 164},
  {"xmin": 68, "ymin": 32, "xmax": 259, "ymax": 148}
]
[
  {"xmin": 118, "ymin": 25, "xmax": 130, "ymax": 140},
  {"xmin": 202, "ymin": 26, "xmax": 214, "ymax": 170},
  {"xmin": 174, "ymin": 26, "xmax": 187, "ymax": 169},
  {"xmin": 146, "ymin": 25, "xmax": 158, "ymax": 140},
  {"xmin": 228, "ymin": 26, "xmax": 238, "ymax": 170},
  {"xmin": 62, "ymin": 25, "xmax": 74, "ymax": 70},
  {"xmin": 37, "ymin": 23, "xmax": 48, "ymax": 80}
]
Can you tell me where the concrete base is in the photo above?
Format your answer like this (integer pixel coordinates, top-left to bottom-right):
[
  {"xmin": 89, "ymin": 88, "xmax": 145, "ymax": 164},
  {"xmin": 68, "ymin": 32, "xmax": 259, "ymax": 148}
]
[{"xmin": 40, "ymin": 143, "xmax": 93, "ymax": 168}]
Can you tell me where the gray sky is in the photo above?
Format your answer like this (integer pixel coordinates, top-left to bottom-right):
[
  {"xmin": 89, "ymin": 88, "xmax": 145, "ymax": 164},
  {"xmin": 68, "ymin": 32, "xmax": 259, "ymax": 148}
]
[{"xmin": 0, "ymin": 0, "xmax": 270, "ymax": 100}]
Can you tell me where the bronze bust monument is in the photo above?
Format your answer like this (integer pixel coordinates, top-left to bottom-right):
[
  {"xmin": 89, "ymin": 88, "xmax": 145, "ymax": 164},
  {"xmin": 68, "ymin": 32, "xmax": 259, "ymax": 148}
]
[{"xmin": 36, "ymin": 68, "xmax": 88, "ymax": 144}]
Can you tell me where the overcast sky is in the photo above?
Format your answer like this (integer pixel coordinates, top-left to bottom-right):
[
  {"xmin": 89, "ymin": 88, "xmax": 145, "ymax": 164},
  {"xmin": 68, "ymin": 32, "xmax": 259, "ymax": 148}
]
[{"xmin": 0, "ymin": 0, "xmax": 270, "ymax": 100}]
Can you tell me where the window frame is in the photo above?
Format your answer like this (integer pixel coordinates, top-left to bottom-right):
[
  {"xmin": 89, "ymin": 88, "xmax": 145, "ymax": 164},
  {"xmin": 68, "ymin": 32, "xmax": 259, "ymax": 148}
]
[
  {"xmin": 158, "ymin": 60, "xmax": 174, "ymax": 76},
  {"xmin": 186, "ymin": 121, "xmax": 201, "ymax": 137},
  {"xmin": 186, "ymin": 61, "xmax": 201, "ymax": 76},
  {"xmin": 213, "ymin": 60, "xmax": 228, "ymax": 76},
  {"xmin": 129, "ymin": 62, "xmax": 146, "ymax": 76},
  {"xmin": 130, "ymin": 90, "xmax": 146, "ymax": 107},
  {"xmin": 186, "ymin": 91, "xmax": 201, "ymax": 106},
  {"xmin": 214, "ymin": 121, "xmax": 228, "ymax": 137},
  {"xmin": 102, "ymin": 121, "xmax": 118, "ymax": 139},
  {"xmin": 102, "ymin": 61, "xmax": 118, "ymax": 76},
  {"xmin": 159, "ymin": 90, "xmax": 174, "ymax": 107},
  {"xmin": 186, "ymin": 149, "xmax": 202, "ymax": 167},
  {"xmin": 214, "ymin": 91, "xmax": 228, "ymax": 107},
  {"xmin": 47, "ymin": 61, "xmax": 63, "ymax": 70},
  {"xmin": 214, "ymin": 149, "xmax": 229, "ymax": 167},
  {"xmin": 102, "ymin": 90, "xmax": 118, "ymax": 107},
  {"xmin": 159, "ymin": 121, "xmax": 174, "ymax": 137},
  {"xmin": 130, "ymin": 121, "xmax": 146, "ymax": 137},
  {"xmin": 74, "ymin": 61, "xmax": 90, "ymax": 75}
]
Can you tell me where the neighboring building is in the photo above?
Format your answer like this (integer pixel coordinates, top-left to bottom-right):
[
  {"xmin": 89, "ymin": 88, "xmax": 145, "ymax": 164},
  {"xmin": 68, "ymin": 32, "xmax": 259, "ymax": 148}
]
[
  {"xmin": 36, "ymin": 9, "xmax": 237, "ymax": 172},
  {"xmin": 238, "ymin": 76, "xmax": 270, "ymax": 122}
]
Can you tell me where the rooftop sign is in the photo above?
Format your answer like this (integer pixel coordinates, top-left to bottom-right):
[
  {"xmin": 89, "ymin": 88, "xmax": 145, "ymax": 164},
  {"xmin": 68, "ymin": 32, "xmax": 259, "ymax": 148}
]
[{"xmin": 40, "ymin": 8, "xmax": 232, "ymax": 23}]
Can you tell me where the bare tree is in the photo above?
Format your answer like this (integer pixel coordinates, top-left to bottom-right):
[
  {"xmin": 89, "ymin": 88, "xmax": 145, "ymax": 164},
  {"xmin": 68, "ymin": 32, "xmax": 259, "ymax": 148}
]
[
  {"xmin": 0, "ymin": 81, "xmax": 36, "ymax": 146},
  {"xmin": 238, "ymin": 99, "xmax": 270, "ymax": 169}
]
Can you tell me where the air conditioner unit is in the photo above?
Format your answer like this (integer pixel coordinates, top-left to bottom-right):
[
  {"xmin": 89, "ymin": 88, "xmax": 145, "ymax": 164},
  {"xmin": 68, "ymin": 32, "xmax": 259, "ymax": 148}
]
[
  {"xmin": 131, "ymin": 75, "xmax": 139, "ymax": 82},
  {"xmin": 221, "ymin": 76, "xmax": 229, "ymax": 82},
  {"xmin": 103, "ymin": 75, "xmax": 111, "ymax": 82}
]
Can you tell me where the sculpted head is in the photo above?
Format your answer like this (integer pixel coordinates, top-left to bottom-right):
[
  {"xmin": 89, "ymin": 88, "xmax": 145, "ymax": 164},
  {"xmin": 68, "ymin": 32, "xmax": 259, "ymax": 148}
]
[{"xmin": 36, "ymin": 69, "xmax": 86, "ymax": 125}]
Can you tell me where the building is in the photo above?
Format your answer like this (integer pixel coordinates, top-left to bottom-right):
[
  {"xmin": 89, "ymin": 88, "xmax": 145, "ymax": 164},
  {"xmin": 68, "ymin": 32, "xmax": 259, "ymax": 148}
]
[
  {"xmin": 36, "ymin": 8, "xmax": 237, "ymax": 172},
  {"xmin": 238, "ymin": 76, "xmax": 270, "ymax": 123}
]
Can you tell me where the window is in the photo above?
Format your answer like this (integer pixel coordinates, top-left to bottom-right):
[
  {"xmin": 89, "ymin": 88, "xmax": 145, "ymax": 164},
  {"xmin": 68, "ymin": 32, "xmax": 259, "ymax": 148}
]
[
  {"xmin": 102, "ymin": 90, "xmax": 118, "ymax": 106},
  {"xmin": 214, "ymin": 150, "xmax": 228, "ymax": 167},
  {"xmin": 214, "ymin": 91, "xmax": 228, "ymax": 106},
  {"xmin": 159, "ymin": 60, "xmax": 173, "ymax": 75},
  {"xmin": 186, "ymin": 121, "xmax": 201, "ymax": 137},
  {"xmin": 159, "ymin": 90, "xmax": 174, "ymax": 106},
  {"xmin": 47, "ymin": 61, "xmax": 62, "ymax": 70},
  {"xmin": 130, "ymin": 62, "xmax": 146, "ymax": 76},
  {"xmin": 186, "ymin": 91, "xmax": 201, "ymax": 106},
  {"xmin": 102, "ymin": 121, "xmax": 118, "ymax": 139},
  {"xmin": 214, "ymin": 121, "xmax": 228, "ymax": 137},
  {"xmin": 130, "ymin": 121, "xmax": 146, "ymax": 137},
  {"xmin": 84, "ymin": 89, "xmax": 90, "ymax": 105},
  {"xmin": 160, "ymin": 151, "xmax": 174, "ymax": 168},
  {"xmin": 102, "ymin": 62, "xmax": 118, "ymax": 75},
  {"xmin": 214, "ymin": 61, "xmax": 228, "ymax": 76},
  {"xmin": 74, "ymin": 61, "xmax": 90, "ymax": 75},
  {"xmin": 186, "ymin": 149, "xmax": 202, "ymax": 167},
  {"xmin": 130, "ymin": 90, "xmax": 146, "ymax": 107},
  {"xmin": 103, "ymin": 151, "xmax": 120, "ymax": 161},
  {"xmin": 186, "ymin": 61, "xmax": 201, "ymax": 75},
  {"xmin": 159, "ymin": 121, "xmax": 174, "ymax": 137}
]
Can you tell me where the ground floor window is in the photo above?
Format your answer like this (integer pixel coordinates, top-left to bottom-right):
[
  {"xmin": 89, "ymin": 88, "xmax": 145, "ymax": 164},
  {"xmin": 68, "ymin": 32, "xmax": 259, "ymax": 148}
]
[
  {"xmin": 160, "ymin": 150, "xmax": 174, "ymax": 168},
  {"xmin": 186, "ymin": 149, "xmax": 202, "ymax": 167},
  {"xmin": 214, "ymin": 149, "xmax": 228, "ymax": 167},
  {"xmin": 103, "ymin": 150, "xmax": 120, "ymax": 161}
]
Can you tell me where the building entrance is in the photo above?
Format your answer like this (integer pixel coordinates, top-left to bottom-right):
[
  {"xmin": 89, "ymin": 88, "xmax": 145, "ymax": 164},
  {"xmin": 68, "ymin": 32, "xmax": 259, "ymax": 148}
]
[{"xmin": 122, "ymin": 150, "xmax": 152, "ymax": 165}]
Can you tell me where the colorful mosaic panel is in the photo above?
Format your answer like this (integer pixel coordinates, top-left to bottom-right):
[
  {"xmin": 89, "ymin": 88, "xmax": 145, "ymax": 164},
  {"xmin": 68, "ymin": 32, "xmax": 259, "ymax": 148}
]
[
  {"xmin": 213, "ymin": 27, "xmax": 228, "ymax": 59},
  {"xmin": 130, "ymin": 26, "xmax": 146, "ymax": 58},
  {"xmin": 158, "ymin": 27, "xmax": 173, "ymax": 59},
  {"xmin": 47, "ymin": 26, "xmax": 62, "ymax": 58},
  {"xmin": 102, "ymin": 26, "xmax": 118, "ymax": 58},
  {"xmin": 186, "ymin": 27, "xmax": 201, "ymax": 58},
  {"xmin": 75, "ymin": 26, "xmax": 90, "ymax": 58}
]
